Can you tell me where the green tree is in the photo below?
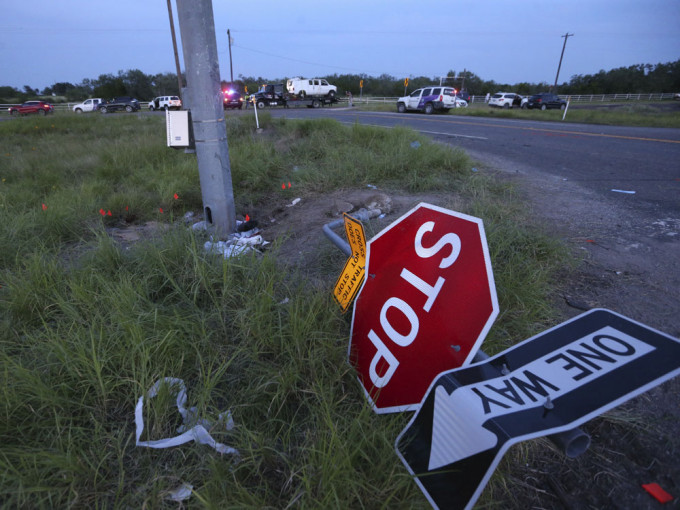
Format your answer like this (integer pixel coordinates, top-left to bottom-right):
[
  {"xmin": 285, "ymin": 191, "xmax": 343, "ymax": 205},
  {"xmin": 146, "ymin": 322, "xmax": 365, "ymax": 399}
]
[
  {"xmin": 93, "ymin": 74, "xmax": 126, "ymax": 98},
  {"xmin": 122, "ymin": 69, "xmax": 154, "ymax": 100}
]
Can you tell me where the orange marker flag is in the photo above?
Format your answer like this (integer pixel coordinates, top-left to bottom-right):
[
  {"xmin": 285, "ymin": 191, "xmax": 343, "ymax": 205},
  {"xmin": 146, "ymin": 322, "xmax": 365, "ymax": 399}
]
[
  {"xmin": 159, "ymin": 208, "xmax": 164, "ymax": 214},
  {"xmin": 174, "ymin": 193, "xmax": 179, "ymax": 200},
  {"xmin": 42, "ymin": 203, "xmax": 47, "ymax": 211},
  {"xmin": 99, "ymin": 208, "xmax": 106, "ymax": 216}
]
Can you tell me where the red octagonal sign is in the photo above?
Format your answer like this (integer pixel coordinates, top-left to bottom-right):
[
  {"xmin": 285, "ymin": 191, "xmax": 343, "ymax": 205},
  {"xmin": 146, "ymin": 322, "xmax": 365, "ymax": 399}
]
[{"xmin": 349, "ymin": 203, "xmax": 499, "ymax": 413}]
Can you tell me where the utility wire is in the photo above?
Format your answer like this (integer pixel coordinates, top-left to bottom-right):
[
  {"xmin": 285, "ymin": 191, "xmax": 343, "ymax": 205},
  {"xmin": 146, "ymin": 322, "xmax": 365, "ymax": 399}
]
[{"xmin": 228, "ymin": 43, "xmax": 413, "ymax": 78}]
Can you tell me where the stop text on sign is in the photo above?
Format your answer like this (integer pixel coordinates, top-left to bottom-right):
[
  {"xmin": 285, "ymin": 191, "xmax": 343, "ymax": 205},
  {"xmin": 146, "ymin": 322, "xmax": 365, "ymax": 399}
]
[
  {"xmin": 367, "ymin": 221, "xmax": 462, "ymax": 387},
  {"xmin": 349, "ymin": 202, "xmax": 498, "ymax": 413}
]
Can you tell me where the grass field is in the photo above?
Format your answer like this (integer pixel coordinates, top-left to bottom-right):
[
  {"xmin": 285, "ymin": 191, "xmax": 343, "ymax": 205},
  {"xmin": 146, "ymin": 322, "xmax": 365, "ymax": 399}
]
[{"xmin": 0, "ymin": 112, "xmax": 570, "ymax": 507}]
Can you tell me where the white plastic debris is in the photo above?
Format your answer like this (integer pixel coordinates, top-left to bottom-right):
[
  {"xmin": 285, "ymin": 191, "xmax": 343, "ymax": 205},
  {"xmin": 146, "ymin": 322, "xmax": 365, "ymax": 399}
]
[
  {"xmin": 287, "ymin": 198, "xmax": 301, "ymax": 207},
  {"xmin": 167, "ymin": 483, "xmax": 194, "ymax": 502},
  {"xmin": 611, "ymin": 189, "xmax": 636, "ymax": 194},
  {"xmin": 203, "ymin": 228, "xmax": 270, "ymax": 259},
  {"xmin": 410, "ymin": 141, "xmax": 421, "ymax": 149},
  {"xmin": 191, "ymin": 220, "xmax": 211, "ymax": 231},
  {"xmin": 135, "ymin": 378, "xmax": 238, "ymax": 456}
]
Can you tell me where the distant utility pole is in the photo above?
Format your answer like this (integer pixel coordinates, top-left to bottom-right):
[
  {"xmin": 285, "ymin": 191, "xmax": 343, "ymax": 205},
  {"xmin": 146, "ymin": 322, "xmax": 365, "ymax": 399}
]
[
  {"xmin": 227, "ymin": 29, "xmax": 234, "ymax": 83},
  {"xmin": 176, "ymin": 0, "xmax": 236, "ymax": 237},
  {"xmin": 553, "ymin": 33, "xmax": 574, "ymax": 91},
  {"xmin": 166, "ymin": 0, "xmax": 184, "ymax": 97}
]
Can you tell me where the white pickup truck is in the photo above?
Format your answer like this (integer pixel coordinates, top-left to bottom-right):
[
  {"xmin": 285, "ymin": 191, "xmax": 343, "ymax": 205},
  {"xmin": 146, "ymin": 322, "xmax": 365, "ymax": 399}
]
[{"xmin": 72, "ymin": 98, "xmax": 103, "ymax": 113}]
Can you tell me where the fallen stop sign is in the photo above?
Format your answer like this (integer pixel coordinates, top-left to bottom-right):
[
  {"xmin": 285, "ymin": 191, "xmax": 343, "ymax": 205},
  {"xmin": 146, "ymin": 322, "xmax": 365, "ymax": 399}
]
[{"xmin": 349, "ymin": 203, "xmax": 499, "ymax": 413}]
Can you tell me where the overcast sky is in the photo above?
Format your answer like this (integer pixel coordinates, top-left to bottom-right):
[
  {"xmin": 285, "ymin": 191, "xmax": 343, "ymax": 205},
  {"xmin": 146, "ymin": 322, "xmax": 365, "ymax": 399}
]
[{"xmin": 1, "ymin": 0, "xmax": 679, "ymax": 92}]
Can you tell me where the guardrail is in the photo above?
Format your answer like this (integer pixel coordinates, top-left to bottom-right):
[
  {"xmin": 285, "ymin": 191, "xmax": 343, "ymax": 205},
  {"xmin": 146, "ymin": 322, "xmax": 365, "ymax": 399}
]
[{"xmin": 2, "ymin": 93, "xmax": 677, "ymax": 113}]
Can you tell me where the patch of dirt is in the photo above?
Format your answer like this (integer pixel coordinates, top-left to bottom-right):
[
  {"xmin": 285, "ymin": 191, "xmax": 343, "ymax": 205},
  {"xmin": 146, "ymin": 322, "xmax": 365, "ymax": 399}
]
[{"xmin": 249, "ymin": 188, "xmax": 467, "ymax": 276}]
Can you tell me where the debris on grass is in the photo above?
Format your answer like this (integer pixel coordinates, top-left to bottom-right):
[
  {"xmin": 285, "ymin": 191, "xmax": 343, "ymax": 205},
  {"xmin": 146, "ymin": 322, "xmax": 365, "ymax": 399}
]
[
  {"xmin": 135, "ymin": 378, "xmax": 238, "ymax": 456},
  {"xmin": 641, "ymin": 483, "xmax": 673, "ymax": 504}
]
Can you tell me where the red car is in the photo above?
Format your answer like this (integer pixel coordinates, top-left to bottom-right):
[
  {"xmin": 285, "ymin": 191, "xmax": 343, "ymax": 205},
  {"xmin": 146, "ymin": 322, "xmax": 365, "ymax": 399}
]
[{"xmin": 8, "ymin": 101, "xmax": 54, "ymax": 116}]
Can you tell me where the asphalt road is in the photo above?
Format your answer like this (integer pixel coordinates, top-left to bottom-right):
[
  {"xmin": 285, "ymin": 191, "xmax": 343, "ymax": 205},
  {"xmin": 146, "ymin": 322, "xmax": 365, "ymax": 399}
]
[{"xmin": 265, "ymin": 107, "xmax": 680, "ymax": 217}]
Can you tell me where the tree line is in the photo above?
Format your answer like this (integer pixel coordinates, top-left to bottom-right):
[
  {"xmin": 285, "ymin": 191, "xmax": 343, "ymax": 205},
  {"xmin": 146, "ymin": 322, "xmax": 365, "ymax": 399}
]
[{"xmin": 2, "ymin": 59, "xmax": 678, "ymax": 103}]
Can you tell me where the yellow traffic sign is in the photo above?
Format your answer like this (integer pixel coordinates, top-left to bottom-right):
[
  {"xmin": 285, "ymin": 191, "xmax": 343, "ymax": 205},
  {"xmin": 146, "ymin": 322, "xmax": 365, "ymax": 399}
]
[{"xmin": 333, "ymin": 214, "xmax": 367, "ymax": 313}]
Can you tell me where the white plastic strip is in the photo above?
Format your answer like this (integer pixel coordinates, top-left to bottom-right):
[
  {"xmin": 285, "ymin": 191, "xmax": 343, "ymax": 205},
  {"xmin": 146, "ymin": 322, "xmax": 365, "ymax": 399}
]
[{"xmin": 135, "ymin": 378, "xmax": 239, "ymax": 456}]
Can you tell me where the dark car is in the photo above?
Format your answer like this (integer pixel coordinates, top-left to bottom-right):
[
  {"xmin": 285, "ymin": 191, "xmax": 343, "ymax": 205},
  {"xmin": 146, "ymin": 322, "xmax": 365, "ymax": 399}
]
[
  {"xmin": 8, "ymin": 100, "xmax": 54, "ymax": 116},
  {"xmin": 223, "ymin": 90, "xmax": 243, "ymax": 109},
  {"xmin": 527, "ymin": 93, "xmax": 567, "ymax": 110},
  {"xmin": 456, "ymin": 90, "xmax": 471, "ymax": 102},
  {"xmin": 99, "ymin": 96, "xmax": 141, "ymax": 113}
]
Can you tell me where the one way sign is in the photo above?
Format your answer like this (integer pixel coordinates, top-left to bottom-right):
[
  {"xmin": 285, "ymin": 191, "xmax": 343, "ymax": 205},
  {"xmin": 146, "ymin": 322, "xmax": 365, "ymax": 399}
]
[{"xmin": 395, "ymin": 309, "xmax": 680, "ymax": 510}]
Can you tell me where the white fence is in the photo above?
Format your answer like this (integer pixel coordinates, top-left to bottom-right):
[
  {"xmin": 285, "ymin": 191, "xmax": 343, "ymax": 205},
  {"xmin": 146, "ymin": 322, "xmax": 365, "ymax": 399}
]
[{"xmin": 355, "ymin": 92, "xmax": 678, "ymax": 105}]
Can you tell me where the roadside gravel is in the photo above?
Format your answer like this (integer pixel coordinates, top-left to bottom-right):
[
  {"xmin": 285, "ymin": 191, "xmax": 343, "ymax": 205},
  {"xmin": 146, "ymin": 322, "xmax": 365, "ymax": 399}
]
[{"xmin": 465, "ymin": 147, "xmax": 680, "ymax": 509}]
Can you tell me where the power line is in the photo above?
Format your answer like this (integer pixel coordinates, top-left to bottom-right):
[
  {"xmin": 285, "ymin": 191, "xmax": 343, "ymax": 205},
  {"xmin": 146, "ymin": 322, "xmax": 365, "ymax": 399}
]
[{"xmin": 230, "ymin": 43, "xmax": 406, "ymax": 77}]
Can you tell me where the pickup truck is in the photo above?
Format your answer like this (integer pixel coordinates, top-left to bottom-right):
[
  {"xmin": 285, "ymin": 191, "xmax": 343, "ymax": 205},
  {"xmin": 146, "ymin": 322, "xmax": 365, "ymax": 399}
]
[
  {"xmin": 99, "ymin": 97, "xmax": 141, "ymax": 114},
  {"xmin": 249, "ymin": 83, "xmax": 339, "ymax": 109},
  {"xmin": 72, "ymin": 98, "xmax": 102, "ymax": 113}
]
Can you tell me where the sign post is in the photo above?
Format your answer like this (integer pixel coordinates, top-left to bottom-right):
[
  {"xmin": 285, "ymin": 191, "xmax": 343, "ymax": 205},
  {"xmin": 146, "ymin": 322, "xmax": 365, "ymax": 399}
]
[
  {"xmin": 396, "ymin": 309, "xmax": 680, "ymax": 510},
  {"xmin": 349, "ymin": 203, "xmax": 498, "ymax": 413}
]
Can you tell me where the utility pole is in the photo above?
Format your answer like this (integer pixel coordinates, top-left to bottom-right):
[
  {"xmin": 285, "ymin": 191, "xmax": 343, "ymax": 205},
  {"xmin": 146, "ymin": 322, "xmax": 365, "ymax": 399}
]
[
  {"xmin": 176, "ymin": 0, "xmax": 236, "ymax": 237},
  {"xmin": 166, "ymin": 0, "xmax": 184, "ymax": 97},
  {"xmin": 553, "ymin": 33, "xmax": 574, "ymax": 91},
  {"xmin": 227, "ymin": 29, "xmax": 234, "ymax": 83}
]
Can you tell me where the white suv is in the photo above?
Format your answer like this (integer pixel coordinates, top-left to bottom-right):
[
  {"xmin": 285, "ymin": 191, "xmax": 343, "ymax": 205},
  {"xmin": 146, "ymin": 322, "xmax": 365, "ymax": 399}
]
[
  {"xmin": 397, "ymin": 86, "xmax": 467, "ymax": 114},
  {"xmin": 488, "ymin": 92, "xmax": 526, "ymax": 109},
  {"xmin": 149, "ymin": 96, "xmax": 182, "ymax": 111},
  {"xmin": 286, "ymin": 78, "xmax": 337, "ymax": 98}
]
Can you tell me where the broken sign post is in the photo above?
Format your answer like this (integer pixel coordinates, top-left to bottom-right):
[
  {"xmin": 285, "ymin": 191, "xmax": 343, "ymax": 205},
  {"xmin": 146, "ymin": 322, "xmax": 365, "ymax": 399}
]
[{"xmin": 395, "ymin": 309, "xmax": 680, "ymax": 510}]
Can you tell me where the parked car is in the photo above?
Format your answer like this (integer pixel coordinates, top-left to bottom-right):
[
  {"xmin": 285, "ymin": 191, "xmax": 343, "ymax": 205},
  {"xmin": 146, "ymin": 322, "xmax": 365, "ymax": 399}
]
[
  {"xmin": 526, "ymin": 93, "xmax": 567, "ymax": 110},
  {"xmin": 99, "ymin": 97, "xmax": 141, "ymax": 113},
  {"xmin": 397, "ymin": 86, "xmax": 466, "ymax": 114},
  {"xmin": 456, "ymin": 90, "xmax": 471, "ymax": 102},
  {"xmin": 72, "ymin": 98, "xmax": 103, "ymax": 113},
  {"xmin": 223, "ymin": 90, "xmax": 244, "ymax": 109},
  {"xmin": 8, "ymin": 100, "xmax": 54, "ymax": 116},
  {"xmin": 488, "ymin": 92, "xmax": 524, "ymax": 109},
  {"xmin": 286, "ymin": 77, "xmax": 337, "ymax": 98},
  {"xmin": 148, "ymin": 96, "xmax": 181, "ymax": 111}
]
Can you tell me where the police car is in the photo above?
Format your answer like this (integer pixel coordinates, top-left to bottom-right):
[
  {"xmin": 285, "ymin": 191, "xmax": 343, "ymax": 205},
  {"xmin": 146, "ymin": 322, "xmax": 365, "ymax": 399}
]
[{"xmin": 397, "ymin": 86, "xmax": 467, "ymax": 114}]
